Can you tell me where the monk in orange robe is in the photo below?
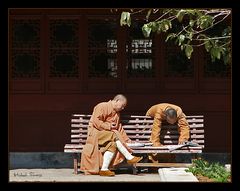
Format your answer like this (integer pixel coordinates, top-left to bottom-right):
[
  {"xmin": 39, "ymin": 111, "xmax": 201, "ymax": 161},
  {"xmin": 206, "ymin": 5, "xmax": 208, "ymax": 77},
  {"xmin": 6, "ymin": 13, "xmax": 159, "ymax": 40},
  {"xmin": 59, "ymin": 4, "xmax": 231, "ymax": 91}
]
[
  {"xmin": 80, "ymin": 94, "xmax": 142, "ymax": 176},
  {"xmin": 146, "ymin": 103, "xmax": 190, "ymax": 163},
  {"xmin": 146, "ymin": 103, "xmax": 190, "ymax": 146}
]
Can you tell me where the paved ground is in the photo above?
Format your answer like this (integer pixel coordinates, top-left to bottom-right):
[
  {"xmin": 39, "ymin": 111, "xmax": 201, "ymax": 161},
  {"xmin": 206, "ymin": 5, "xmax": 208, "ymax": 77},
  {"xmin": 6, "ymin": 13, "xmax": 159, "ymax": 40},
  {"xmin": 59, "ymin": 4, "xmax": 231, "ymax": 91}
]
[
  {"xmin": 9, "ymin": 168, "xmax": 161, "ymax": 182},
  {"xmin": 9, "ymin": 168, "xmax": 199, "ymax": 182}
]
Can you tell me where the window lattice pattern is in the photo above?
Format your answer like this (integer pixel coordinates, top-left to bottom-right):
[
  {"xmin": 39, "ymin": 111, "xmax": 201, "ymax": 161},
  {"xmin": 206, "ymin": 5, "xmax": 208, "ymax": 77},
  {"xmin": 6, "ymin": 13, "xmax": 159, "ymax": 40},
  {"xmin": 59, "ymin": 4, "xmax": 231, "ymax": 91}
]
[
  {"xmin": 12, "ymin": 19, "xmax": 40, "ymax": 49},
  {"xmin": 11, "ymin": 19, "xmax": 41, "ymax": 79},
  {"xmin": 126, "ymin": 21, "xmax": 155, "ymax": 78},
  {"xmin": 49, "ymin": 19, "xmax": 79, "ymax": 77},
  {"xmin": 50, "ymin": 19, "xmax": 79, "ymax": 48},
  {"xmin": 49, "ymin": 49, "xmax": 79, "ymax": 77},
  {"xmin": 88, "ymin": 19, "xmax": 117, "ymax": 78},
  {"xmin": 204, "ymin": 53, "xmax": 231, "ymax": 77},
  {"xmin": 88, "ymin": 49, "xmax": 117, "ymax": 78},
  {"xmin": 164, "ymin": 41, "xmax": 194, "ymax": 77},
  {"xmin": 12, "ymin": 49, "xmax": 40, "ymax": 78},
  {"xmin": 107, "ymin": 39, "xmax": 117, "ymax": 54}
]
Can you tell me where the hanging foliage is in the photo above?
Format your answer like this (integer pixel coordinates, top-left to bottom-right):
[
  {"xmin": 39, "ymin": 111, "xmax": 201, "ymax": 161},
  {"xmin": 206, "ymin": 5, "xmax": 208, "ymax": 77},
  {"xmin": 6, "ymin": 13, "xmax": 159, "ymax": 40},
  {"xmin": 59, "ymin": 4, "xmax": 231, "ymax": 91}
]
[{"xmin": 118, "ymin": 8, "xmax": 231, "ymax": 65}]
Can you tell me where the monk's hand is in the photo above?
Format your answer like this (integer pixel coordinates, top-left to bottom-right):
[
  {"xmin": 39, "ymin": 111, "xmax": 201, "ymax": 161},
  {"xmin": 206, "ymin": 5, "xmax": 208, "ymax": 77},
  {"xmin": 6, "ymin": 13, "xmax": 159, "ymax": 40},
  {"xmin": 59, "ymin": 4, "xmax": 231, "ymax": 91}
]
[
  {"xmin": 111, "ymin": 123, "xmax": 118, "ymax": 130},
  {"xmin": 178, "ymin": 141, "xmax": 185, "ymax": 145}
]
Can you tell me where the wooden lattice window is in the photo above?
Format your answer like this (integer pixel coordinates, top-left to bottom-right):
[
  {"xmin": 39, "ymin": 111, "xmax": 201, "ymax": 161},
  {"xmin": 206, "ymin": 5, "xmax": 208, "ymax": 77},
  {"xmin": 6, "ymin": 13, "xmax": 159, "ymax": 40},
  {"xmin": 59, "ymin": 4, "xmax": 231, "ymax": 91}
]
[
  {"xmin": 88, "ymin": 18, "xmax": 118, "ymax": 78},
  {"xmin": 11, "ymin": 18, "xmax": 40, "ymax": 79},
  {"xmin": 49, "ymin": 19, "xmax": 79, "ymax": 78},
  {"xmin": 126, "ymin": 21, "xmax": 155, "ymax": 78}
]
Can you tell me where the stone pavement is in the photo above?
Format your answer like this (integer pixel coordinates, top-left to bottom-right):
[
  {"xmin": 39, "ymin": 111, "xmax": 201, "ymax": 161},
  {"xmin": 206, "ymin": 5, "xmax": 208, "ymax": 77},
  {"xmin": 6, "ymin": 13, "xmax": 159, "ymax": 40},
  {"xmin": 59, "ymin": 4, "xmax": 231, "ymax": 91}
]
[
  {"xmin": 158, "ymin": 168, "xmax": 198, "ymax": 182},
  {"xmin": 9, "ymin": 168, "xmax": 198, "ymax": 182}
]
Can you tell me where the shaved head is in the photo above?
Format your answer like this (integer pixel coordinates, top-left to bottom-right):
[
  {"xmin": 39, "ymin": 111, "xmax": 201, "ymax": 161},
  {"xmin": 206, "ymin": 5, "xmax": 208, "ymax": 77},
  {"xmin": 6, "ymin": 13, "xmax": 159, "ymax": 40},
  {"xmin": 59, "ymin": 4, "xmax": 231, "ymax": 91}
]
[
  {"xmin": 112, "ymin": 94, "xmax": 127, "ymax": 112},
  {"xmin": 113, "ymin": 94, "xmax": 127, "ymax": 103}
]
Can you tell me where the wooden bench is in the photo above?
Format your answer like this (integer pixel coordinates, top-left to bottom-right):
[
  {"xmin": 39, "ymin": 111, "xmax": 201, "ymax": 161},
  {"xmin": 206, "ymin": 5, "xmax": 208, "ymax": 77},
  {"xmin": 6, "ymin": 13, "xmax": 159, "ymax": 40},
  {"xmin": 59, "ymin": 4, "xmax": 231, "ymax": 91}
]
[{"xmin": 64, "ymin": 114, "xmax": 204, "ymax": 174}]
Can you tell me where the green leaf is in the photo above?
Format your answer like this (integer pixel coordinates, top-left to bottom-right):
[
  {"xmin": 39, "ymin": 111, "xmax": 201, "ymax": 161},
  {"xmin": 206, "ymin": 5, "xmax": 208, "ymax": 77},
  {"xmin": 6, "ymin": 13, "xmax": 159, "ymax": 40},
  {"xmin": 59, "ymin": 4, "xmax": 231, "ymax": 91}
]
[
  {"xmin": 211, "ymin": 47, "xmax": 221, "ymax": 60},
  {"xmin": 204, "ymin": 41, "xmax": 212, "ymax": 52},
  {"xmin": 120, "ymin": 12, "xmax": 131, "ymax": 27},
  {"xmin": 176, "ymin": 9, "xmax": 185, "ymax": 22},
  {"xmin": 223, "ymin": 52, "xmax": 231, "ymax": 65},
  {"xmin": 189, "ymin": 19, "xmax": 195, "ymax": 27},
  {"xmin": 150, "ymin": 21, "xmax": 158, "ymax": 32},
  {"xmin": 158, "ymin": 19, "xmax": 172, "ymax": 32},
  {"xmin": 142, "ymin": 24, "xmax": 152, "ymax": 38},
  {"xmin": 216, "ymin": 49, "xmax": 221, "ymax": 60},
  {"xmin": 194, "ymin": 9, "xmax": 203, "ymax": 17},
  {"xmin": 188, "ymin": 32, "xmax": 193, "ymax": 41},
  {"xmin": 181, "ymin": 44, "xmax": 184, "ymax": 51},
  {"xmin": 179, "ymin": 34, "xmax": 185, "ymax": 42},
  {"xmin": 185, "ymin": 44, "xmax": 193, "ymax": 59},
  {"xmin": 177, "ymin": 34, "xmax": 185, "ymax": 46},
  {"xmin": 198, "ymin": 15, "xmax": 214, "ymax": 29},
  {"xmin": 186, "ymin": 9, "xmax": 197, "ymax": 16},
  {"xmin": 165, "ymin": 33, "xmax": 176, "ymax": 42}
]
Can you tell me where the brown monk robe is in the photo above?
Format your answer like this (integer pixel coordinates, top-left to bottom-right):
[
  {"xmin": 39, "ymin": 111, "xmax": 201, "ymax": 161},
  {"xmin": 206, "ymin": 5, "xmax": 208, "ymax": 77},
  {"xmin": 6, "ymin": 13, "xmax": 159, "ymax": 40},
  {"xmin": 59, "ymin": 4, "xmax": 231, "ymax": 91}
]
[
  {"xmin": 146, "ymin": 103, "xmax": 190, "ymax": 163},
  {"xmin": 80, "ymin": 95, "xmax": 142, "ymax": 175}
]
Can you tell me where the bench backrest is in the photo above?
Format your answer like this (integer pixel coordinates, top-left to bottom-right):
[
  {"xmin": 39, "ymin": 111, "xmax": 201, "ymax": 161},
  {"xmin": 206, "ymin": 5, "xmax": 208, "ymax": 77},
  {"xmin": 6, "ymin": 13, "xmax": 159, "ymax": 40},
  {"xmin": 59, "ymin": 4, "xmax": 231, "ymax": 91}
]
[{"xmin": 70, "ymin": 114, "xmax": 204, "ymax": 148}]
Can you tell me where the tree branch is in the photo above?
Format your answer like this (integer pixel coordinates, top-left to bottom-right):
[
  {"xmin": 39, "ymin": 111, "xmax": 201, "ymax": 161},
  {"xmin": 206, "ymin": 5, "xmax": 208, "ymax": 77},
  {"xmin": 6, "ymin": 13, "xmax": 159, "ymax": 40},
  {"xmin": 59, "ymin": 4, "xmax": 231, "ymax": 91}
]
[
  {"xmin": 194, "ymin": 36, "xmax": 231, "ymax": 41},
  {"xmin": 130, "ymin": 9, "xmax": 147, "ymax": 15},
  {"xmin": 192, "ymin": 11, "xmax": 230, "ymax": 35},
  {"xmin": 155, "ymin": 9, "xmax": 173, "ymax": 21}
]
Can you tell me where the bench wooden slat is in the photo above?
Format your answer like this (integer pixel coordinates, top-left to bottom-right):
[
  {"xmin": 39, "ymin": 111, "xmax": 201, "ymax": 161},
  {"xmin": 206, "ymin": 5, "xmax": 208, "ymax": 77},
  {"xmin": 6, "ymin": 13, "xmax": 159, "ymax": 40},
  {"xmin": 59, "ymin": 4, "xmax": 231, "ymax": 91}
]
[
  {"xmin": 64, "ymin": 149, "xmax": 82, "ymax": 153},
  {"xmin": 71, "ymin": 139, "xmax": 86, "ymax": 143},
  {"xmin": 160, "ymin": 134, "xmax": 204, "ymax": 139},
  {"xmin": 121, "ymin": 120, "xmax": 154, "ymax": 123},
  {"xmin": 122, "ymin": 115, "xmax": 152, "ymax": 118},
  {"xmin": 187, "ymin": 118, "xmax": 204, "ymax": 121},
  {"xmin": 122, "ymin": 125, "xmax": 153, "ymax": 129},
  {"xmin": 125, "ymin": 131, "xmax": 151, "ymax": 134},
  {"xmin": 189, "ymin": 124, "xmax": 204, "ymax": 127},
  {"xmin": 132, "ymin": 150, "xmax": 202, "ymax": 154},
  {"xmin": 71, "ymin": 129, "xmax": 85, "ymax": 133},
  {"xmin": 186, "ymin": 115, "xmax": 204, "ymax": 118},
  {"xmin": 71, "ymin": 124, "xmax": 89, "ymax": 128},
  {"xmin": 64, "ymin": 144, "xmax": 83, "ymax": 149},
  {"xmin": 71, "ymin": 134, "xmax": 87, "ymax": 138},
  {"xmin": 72, "ymin": 114, "xmax": 92, "ymax": 117},
  {"xmin": 71, "ymin": 119, "xmax": 90, "ymax": 123},
  {"xmin": 190, "ymin": 129, "xmax": 204, "ymax": 133}
]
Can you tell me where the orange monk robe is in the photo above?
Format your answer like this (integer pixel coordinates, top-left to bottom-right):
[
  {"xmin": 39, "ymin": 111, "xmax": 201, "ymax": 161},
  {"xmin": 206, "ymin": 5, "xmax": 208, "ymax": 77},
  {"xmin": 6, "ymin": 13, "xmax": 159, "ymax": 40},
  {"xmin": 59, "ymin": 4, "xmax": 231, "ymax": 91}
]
[
  {"xmin": 80, "ymin": 100, "xmax": 132, "ymax": 175},
  {"xmin": 146, "ymin": 103, "xmax": 190, "ymax": 146}
]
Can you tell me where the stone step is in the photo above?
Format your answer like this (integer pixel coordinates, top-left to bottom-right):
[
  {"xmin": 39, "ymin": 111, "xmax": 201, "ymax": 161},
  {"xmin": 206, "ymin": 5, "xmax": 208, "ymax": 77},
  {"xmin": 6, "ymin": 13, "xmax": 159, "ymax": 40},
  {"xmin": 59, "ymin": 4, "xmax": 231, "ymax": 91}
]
[{"xmin": 158, "ymin": 167, "xmax": 199, "ymax": 182}]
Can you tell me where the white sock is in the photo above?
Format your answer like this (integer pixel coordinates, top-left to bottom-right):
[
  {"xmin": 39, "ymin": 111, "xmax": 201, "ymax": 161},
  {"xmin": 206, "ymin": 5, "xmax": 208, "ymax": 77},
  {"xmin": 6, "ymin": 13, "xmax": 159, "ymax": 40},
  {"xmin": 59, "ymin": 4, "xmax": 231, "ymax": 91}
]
[
  {"xmin": 101, "ymin": 151, "xmax": 115, "ymax": 171},
  {"xmin": 116, "ymin": 140, "xmax": 134, "ymax": 160}
]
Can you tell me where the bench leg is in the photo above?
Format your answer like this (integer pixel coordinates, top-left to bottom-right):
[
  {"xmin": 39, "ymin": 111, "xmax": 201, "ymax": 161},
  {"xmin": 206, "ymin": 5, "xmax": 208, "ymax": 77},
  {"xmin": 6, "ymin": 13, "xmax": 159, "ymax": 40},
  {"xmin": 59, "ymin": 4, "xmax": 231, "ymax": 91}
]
[
  {"xmin": 132, "ymin": 164, "xmax": 137, "ymax": 175},
  {"xmin": 73, "ymin": 153, "xmax": 78, "ymax": 175}
]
